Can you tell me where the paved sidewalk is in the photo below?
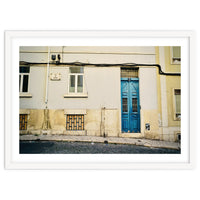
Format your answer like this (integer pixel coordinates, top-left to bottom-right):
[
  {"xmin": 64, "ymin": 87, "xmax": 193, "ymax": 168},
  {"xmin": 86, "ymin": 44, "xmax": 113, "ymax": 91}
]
[{"xmin": 20, "ymin": 134, "xmax": 180, "ymax": 150}]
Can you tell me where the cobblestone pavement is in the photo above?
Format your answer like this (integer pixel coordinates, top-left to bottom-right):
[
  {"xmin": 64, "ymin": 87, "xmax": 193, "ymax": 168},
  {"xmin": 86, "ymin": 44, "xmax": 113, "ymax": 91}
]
[
  {"xmin": 20, "ymin": 134, "xmax": 180, "ymax": 150},
  {"xmin": 20, "ymin": 140, "xmax": 180, "ymax": 154}
]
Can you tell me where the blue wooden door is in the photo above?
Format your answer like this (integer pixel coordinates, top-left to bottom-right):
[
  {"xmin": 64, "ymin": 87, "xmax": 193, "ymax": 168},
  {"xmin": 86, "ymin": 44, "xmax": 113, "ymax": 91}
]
[{"xmin": 121, "ymin": 78, "xmax": 140, "ymax": 133}]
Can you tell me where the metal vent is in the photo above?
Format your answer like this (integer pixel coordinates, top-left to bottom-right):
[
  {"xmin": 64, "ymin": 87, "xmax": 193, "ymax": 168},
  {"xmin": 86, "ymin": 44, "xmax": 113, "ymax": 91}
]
[{"xmin": 121, "ymin": 68, "xmax": 138, "ymax": 78}]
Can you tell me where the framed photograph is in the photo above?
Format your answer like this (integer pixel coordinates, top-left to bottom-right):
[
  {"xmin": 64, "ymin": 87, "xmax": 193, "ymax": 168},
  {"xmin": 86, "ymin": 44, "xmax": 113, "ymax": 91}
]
[{"xmin": 5, "ymin": 30, "xmax": 195, "ymax": 169}]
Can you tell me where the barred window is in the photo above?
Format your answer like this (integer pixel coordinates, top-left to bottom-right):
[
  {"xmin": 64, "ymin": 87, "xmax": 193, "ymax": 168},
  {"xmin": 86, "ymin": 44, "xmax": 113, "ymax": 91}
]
[
  {"xmin": 19, "ymin": 114, "xmax": 28, "ymax": 130},
  {"xmin": 132, "ymin": 98, "xmax": 138, "ymax": 112},
  {"xmin": 66, "ymin": 114, "xmax": 84, "ymax": 130},
  {"xmin": 122, "ymin": 98, "xmax": 128, "ymax": 112}
]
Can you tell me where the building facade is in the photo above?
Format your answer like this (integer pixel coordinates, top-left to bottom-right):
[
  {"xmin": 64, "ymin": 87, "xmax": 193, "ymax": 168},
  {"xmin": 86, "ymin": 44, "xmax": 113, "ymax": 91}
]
[{"xmin": 19, "ymin": 46, "xmax": 181, "ymax": 141}]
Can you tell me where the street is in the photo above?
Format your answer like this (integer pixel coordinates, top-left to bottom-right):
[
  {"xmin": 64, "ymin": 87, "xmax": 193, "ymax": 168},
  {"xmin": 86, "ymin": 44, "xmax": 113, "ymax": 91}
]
[{"xmin": 20, "ymin": 141, "xmax": 181, "ymax": 154}]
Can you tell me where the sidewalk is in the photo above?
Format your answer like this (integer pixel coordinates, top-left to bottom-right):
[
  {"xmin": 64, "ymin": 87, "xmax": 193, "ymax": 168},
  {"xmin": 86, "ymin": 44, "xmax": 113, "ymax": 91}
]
[{"xmin": 20, "ymin": 134, "xmax": 180, "ymax": 150}]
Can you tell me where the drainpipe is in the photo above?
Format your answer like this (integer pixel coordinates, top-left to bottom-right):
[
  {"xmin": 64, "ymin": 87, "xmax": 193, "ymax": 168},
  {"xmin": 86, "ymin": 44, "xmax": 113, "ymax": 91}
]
[
  {"xmin": 100, "ymin": 107, "xmax": 106, "ymax": 137},
  {"xmin": 42, "ymin": 47, "xmax": 50, "ymax": 132},
  {"xmin": 45, "ymin": 47, "xmax": 50, "ymax": 104}
]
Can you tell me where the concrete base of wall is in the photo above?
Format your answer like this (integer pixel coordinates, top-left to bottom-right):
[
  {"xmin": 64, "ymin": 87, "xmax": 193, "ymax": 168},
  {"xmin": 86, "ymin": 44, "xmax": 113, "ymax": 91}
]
[
  {"xmin": 158, "ymin": 127, "xmax": 181, "ymax": 142},
  {"xmin": 19, "ymin": 109, "xmax": 180, "ymax": 142}
]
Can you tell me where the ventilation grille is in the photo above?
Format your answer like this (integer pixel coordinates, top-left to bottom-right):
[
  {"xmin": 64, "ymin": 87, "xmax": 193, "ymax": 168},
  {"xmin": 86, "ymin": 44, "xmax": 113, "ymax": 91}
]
[{"xmin": 121, "ymin": 68, "xmax": 138, "ymax": 78}]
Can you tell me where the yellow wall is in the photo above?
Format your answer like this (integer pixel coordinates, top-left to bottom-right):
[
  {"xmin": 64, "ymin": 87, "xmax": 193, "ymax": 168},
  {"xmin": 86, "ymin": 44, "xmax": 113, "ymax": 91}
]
[
  {"xmin": 155, "ymin": 46, "xmax": 181, "ymax": 141},
  {"xmin": 164, "ymin": 47, "xmax": 181, "ymax": 127},
  {"xmin": 165, "ymin": 46, "xmax": 181, "ymax": 73}
]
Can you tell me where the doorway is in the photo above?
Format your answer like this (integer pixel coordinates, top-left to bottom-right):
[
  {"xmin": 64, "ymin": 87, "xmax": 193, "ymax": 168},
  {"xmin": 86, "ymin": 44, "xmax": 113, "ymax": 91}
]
[{"xmin": 121, "ymin": 74, "xmax": 140, "ymax": 133}]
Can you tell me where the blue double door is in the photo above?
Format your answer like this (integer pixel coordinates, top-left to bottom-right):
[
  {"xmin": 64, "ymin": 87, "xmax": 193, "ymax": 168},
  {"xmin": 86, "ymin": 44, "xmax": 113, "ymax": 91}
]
[{"xmin": 121, "ymin": 78, "xmax": 140, "ymax": 133}]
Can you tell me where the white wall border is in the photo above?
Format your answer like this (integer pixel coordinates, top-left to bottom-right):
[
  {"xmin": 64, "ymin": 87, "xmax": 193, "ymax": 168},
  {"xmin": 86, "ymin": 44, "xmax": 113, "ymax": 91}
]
[{"xmin": 4, "ymin": 30, "xmax": 195, "ymax": 169}]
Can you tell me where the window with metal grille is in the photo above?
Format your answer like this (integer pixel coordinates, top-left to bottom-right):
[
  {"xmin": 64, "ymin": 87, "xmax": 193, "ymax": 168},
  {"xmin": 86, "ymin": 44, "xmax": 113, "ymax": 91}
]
[
  {"xmin": 121, "ymin": 68, "xmax": 138, "ymax": 78},
  {"xmin": 19, "ymin": 114, "xmax": 28, "ymax": 130},
  {"xmin": 132, "ymin": 98, "xmax": 138, "ymax": 112},
  {"xmin": 66, "ymin": 114, "xmax": 84, "ymax": 130},
  {"xmin": 122, "ymin": 98, "xmax": 128, "ymax": 112}
]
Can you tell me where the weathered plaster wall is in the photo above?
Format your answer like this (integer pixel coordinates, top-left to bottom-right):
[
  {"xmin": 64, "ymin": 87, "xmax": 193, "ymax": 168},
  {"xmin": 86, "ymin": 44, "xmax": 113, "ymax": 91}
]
[
  {"xmin": 20, "ymin": 46, "xmax": 180, "ymax": 141},
  {"xmin": 20, "ymin": 108, "xmax": 120, "ymax": 137},
  {"xmin": 139, "ymin": 67, "xmax": 159, "ymax": 137},
  {"xmin": 142, "ymin": 110, "xmax": 160, "ymax": 140}
]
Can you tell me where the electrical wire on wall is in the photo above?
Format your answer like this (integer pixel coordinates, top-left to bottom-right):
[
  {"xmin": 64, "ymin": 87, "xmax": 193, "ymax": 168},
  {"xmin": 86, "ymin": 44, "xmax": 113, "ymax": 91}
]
[{"xmin": 20, "ymin": 61, "xmax": 181, "ymax": 76}]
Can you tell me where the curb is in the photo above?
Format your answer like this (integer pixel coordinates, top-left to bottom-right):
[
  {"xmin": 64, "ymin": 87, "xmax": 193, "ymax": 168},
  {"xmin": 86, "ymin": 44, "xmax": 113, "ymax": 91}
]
[{"xmin": 20, "ymin": 135, "xmax": 180, "ymax": 150}]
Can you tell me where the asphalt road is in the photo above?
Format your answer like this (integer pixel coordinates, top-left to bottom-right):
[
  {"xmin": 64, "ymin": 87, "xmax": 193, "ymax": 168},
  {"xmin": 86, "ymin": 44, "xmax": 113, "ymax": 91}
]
[{"xmin": 20, "ymin": 141, "xmax": 181, "ymax": 154}]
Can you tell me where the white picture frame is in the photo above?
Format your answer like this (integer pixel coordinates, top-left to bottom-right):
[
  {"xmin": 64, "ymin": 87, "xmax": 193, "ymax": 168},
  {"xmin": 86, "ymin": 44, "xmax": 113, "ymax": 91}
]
[{"xmin": 4, "ymin": 30, "xmax": 195, "ymax": 169}]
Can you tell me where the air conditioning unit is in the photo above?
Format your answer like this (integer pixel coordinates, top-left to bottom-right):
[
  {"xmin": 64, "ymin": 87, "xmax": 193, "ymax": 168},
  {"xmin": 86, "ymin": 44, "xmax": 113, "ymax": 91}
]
[{"xmin": 51, "ymin": 54, "xmax": 61, "ymax": 64}]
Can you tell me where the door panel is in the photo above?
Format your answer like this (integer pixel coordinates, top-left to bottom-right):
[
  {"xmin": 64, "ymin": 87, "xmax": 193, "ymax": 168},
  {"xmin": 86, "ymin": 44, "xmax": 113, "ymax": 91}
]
[{"xmin": 121, "ymin": 78, "xmax": 140, "ymax": 133}]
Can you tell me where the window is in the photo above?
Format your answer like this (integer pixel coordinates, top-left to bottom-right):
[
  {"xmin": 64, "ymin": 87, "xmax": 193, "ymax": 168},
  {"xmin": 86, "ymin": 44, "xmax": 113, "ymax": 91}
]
[
  {"xmin": 172, "ymin": 46, "xmax": 181, "ymax": 64},
  {"xmin": 174, "ymin": 89, "xmax": 181, "ymax": 120},
  {"xmin": 19, "ymin": 114, "xmax": 28, "ymax": 130},
  {"xmin": 19, "ymin": 66, "xmax": 30, "ymax": 93},
  {"xmin": 69, "ymin": 67, "xmax": 84, "ymax": 93},
  {"xmin": 122, "ymin": 98, "xmax": 128, "ymax": 112},
  {"xmin": 66, "ymin": 114, "xmax": 84, "ymax": 130},
  {"xmin": 132, "ymin": 98, "xmax": 138, "ymax": 112}
]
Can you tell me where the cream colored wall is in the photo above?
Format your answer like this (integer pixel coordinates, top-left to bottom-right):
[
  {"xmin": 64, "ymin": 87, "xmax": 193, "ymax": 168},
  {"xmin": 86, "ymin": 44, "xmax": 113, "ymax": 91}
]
[
  {"xmin": 20, "ymin": 66, "xmax": 46, "ymax": 109},
  {"xmin": 139, "ymin": 66, "xmax": 159, "ymax": 138},
  {"xmin": 48, "ymin": 67, "xmax": 121, "ymax": 110},
  {"xmin": 20, "ymin": 46, "xmax": 155, "ymax": 53},
  {"xmin": 20, "ymin": 66, "xmax": 121, "ymax": 110},
  {"xmin": 20, "ymin": 46, "xmax": 156, "ymax": 64},
  {"xmin": 20, "ymin": 46, "xmax": 168, "ymax": 140}
]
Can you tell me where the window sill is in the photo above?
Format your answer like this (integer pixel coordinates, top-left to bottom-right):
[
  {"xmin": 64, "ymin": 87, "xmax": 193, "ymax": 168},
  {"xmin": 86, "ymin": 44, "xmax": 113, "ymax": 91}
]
[
  {"xmin": 19, "ymin": 93, "xmax": 32, "ymax": 98},
  {"xmin": 174, "ymin": 117, "xmax": 181, "ymax": 121},
  {"xmin": 64, "ymin": 94, "xmax": 88, "ymax": 98},
  {"xmin": 64, "ymin": 109, "xmax": 86, "ymax": 114},
  {"xmin": 171, "ymin": 60, "xmax": 181, "ymax": 65},
  {"xmin": 174, "ymin": 119, "xmax": 181, "ymax": 121}
]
